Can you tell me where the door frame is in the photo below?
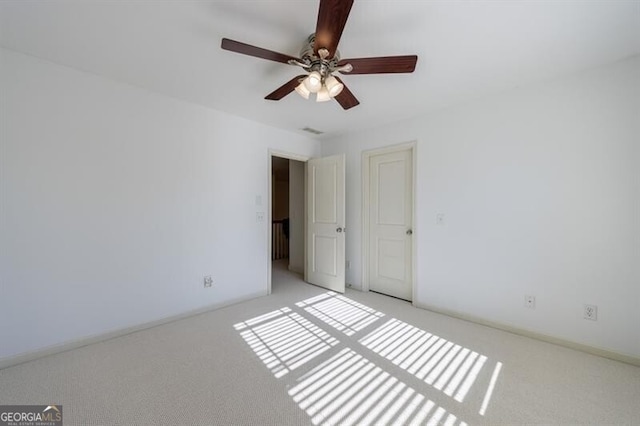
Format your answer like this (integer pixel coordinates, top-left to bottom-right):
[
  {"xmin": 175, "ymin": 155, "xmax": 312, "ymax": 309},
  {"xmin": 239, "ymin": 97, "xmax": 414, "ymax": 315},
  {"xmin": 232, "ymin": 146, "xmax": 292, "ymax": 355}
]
[
  {"xmin": 267, "ymin": 149, "xmax": 311, "ymax": 295},
  {"xmin": 361, "ymin": 141, "xmax": 417, "ymax": 303}
]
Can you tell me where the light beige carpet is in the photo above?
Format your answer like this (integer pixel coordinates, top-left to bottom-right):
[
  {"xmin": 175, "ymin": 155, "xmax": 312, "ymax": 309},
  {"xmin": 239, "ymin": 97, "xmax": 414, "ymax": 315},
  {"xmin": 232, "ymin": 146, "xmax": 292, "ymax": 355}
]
[{"xmin": 1, "ymin": 261, "xmax": 639, "ymax": 425}]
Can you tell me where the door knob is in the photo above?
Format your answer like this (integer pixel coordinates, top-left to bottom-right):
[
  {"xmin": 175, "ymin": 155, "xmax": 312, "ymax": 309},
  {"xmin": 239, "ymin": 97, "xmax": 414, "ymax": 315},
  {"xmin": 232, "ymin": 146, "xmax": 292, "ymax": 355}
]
[
  {"xmin": 336, "ymin": 227, "xmax": 343, "ymax": 233},
  {"xmin": 406, "ymin": 229, "xmax": 413, "ymax": 235}
]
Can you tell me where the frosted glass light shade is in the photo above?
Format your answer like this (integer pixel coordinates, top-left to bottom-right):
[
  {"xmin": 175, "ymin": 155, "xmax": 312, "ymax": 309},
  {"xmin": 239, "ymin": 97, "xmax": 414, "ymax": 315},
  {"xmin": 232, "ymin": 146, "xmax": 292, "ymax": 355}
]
[
  {"xmin": 295, "ymin": 83, "xmax": 310, "ymax": 99},
  {"xmin": 304, "ymin": 71, "xmax": 322, "ymax": 93},
  {"xmin": 324, "ymin": 75, "xmax": 344, "ymax": 98},
  {"xmin": 316, "ymin": 86, "xmax": 331, "ymax": 102}
]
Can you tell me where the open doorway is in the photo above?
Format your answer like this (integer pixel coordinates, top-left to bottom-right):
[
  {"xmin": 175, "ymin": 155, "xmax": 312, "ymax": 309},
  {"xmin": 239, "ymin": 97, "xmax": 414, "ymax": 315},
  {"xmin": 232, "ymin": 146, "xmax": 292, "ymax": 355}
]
[
  {"xmin": 267, "ymin": 151, "xmax": 346, "ymax": 295},
  {"xmin": 271, "ymin": 156, "xmax": 290, "ymax": 263},
  {"xmin": 270, "ymin": 154, "xmax": 306, "ymax": 292}
]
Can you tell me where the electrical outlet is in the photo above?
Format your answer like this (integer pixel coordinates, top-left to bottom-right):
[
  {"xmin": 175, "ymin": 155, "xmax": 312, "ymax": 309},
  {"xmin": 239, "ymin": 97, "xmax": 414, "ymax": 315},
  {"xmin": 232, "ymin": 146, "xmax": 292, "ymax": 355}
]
[
  {"xmin": 584, "ymin": 304, "xmax": 597, "ymax": 321},
  {"xmin": 346, "ymin": 260, "xmax": 351, "ymax": 269},
  {"xmin": 436, "ymin": 213, "xmax": 445, "ymax": 225},
  {"xmin": 524, "ymin": 295, "xmax": 536, "ymax": 309},
  {"xmin": 204, "ymin": 276, "xmax": 213, "ymax": 288}
]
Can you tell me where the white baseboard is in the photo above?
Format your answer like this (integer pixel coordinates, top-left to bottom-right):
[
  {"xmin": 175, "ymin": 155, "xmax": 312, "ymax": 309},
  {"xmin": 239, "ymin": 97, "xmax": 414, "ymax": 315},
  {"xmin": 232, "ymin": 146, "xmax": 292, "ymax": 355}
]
[
  {"xmin": 0, "ymin": 290, "xmax": 267, "ymax": 370},
  {"xmin": 413, "ymin": 301, "xmax": 640, "ymax": 367},
  {"xmin": 346, "ymin": 282, "xmax": 361, "ymax": 290}
]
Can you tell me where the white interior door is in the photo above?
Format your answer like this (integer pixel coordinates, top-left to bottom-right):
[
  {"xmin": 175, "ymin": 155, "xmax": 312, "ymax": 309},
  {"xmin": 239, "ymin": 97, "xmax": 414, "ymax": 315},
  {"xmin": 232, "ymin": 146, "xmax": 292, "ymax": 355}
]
[
  {"xmin": 369, "ymin": 148, "xmax": 413, "ymax": 301},
  {"xmin": 306, "ymin": 154, "xmax": 345, "ymax": 293}
]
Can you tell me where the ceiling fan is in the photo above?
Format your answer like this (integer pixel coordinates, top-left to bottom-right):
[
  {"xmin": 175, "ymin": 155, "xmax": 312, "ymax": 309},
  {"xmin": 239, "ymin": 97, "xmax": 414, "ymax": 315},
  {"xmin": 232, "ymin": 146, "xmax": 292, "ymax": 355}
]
[{"xmin": 220, "ymin": 0, "xmax": 418, "ymax": 110}]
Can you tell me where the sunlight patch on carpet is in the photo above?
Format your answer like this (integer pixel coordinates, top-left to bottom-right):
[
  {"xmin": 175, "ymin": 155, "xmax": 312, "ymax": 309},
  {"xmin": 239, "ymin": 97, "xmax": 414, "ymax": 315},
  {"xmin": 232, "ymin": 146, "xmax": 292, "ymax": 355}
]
[
  {"xmin": 296, "ymin": 292, "xmax": 385, "ymax": 336},
  {"xmin": 235, "ymin": 307, "xmax": 339, "ymax": 378},
  {"xmin": 359, "ymin": 318, "xmax": 492, "ymax": 404},
  {"xmin": 289, "ymin": 348, "xmax": 469, "ymax": 426}
]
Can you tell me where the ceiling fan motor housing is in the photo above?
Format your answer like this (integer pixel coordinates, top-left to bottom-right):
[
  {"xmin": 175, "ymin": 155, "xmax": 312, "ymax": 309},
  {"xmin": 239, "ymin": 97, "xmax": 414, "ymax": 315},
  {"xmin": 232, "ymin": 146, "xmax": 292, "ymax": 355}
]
[{"xmin": 300, "ymin": 34, "xmax": 341, "ymax": 78}]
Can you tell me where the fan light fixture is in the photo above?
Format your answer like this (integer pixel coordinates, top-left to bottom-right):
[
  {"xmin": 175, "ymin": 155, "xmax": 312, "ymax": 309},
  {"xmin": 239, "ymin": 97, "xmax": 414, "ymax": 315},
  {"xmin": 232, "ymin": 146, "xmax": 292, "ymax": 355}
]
[
  {"xmin": 296, "ymin": 71, "xmax": 344, "ymax": 102},
  {"xmin": 304, "ymin": 71, "xmax": 323, "ymax": 93},
  {"xmin": 316, "ymin": 86, "xmax": 331, "ymax": 102},
  {"xmin": 295, "ymin": 82, "xmax": 311, "ymax": 99},
  {"xmin": 324, "ymin": 75, "xmax": 344, "ymax": 97},
  {"xmin": 285, "ymin": 38, "xmax": 351, "ymax": 104}
]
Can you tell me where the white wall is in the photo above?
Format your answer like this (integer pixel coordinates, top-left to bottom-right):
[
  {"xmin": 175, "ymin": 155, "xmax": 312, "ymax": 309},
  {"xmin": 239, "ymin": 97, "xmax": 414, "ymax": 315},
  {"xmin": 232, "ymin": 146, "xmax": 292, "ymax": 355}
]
[
  {"xmin": 289, "ymin": 160, "xmax": 305, "ymax": 274},
  {"xmin": 0, "ymin": 48, "xmax": 320, "ymax": 360},
  {"xmin": 321, "ymin": 56, "xmax": 640, "ymax": 358}
]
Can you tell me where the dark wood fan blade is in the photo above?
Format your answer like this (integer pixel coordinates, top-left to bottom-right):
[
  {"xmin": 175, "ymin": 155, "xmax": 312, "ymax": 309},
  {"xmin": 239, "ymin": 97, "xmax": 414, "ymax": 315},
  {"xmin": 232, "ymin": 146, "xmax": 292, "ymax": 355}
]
[
  {"xmin": 338, "ymin": 55, "xmax": 418, "ymax": 74},
  {"xmin": 265, "ymin": 75, "xmax": 306, "ymax": 100},
  {"xmin": 221, "ymin": 38, "xmax": 299, "ymax": 64},
  {"xmin": 333, "ymin": 77, "xmax": 359, "ymax": 110},
  {"xmin": 314, "ymin": 0, "xmax": 354, "ymax": 58}
]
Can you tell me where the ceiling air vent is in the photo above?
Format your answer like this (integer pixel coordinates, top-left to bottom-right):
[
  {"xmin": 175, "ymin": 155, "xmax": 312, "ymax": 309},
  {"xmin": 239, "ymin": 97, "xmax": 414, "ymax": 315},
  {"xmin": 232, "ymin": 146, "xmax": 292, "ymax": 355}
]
[{"xmin": 301, "ymin": 127, "xmax": 324, "ymax": 135}]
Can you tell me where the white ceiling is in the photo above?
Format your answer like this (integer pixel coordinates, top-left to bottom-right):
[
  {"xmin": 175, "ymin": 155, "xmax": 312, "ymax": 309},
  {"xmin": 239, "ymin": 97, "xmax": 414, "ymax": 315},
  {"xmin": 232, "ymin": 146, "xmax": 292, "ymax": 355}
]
[{"xmin": 1, "ymin": 1, "xmax": 638, "ymax": 138}]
